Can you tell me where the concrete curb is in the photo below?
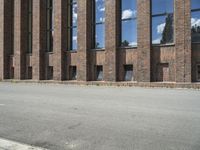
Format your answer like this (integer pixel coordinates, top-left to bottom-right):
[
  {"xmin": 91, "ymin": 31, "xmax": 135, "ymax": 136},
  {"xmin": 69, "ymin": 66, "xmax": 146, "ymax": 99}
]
[{"xmin": 1, "ymin": 80, "xmax": 200, "ymax": 89}]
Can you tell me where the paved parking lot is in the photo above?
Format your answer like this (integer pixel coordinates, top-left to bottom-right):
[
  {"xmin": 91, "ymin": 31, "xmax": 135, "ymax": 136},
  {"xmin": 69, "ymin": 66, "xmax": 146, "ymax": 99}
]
[{"xmin": 0, "ymin": 83, "xmax": 200, "ymax": 150}]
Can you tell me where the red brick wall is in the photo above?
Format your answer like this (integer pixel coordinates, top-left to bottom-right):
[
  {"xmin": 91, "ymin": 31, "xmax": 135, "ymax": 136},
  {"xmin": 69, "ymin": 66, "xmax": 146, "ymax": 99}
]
[
  {"xmin": 0, "ymin": 0, "xmax": 199, "ymax": 83},
  {"xmin": 137, "ymin": 0, "xmax": 151, "ymax": 82}
]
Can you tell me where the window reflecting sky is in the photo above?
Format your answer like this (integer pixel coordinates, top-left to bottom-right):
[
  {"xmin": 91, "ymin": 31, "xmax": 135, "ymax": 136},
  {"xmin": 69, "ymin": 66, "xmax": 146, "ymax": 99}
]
[
  {"xmin": 121, "ymin": 0, "xmax": 137, "ymax": 19},
  {"xmin": 191, "ymin": 0, "xmax": 200, "ymax": 10},
  {"xmin": 71, "ymin": 0, "xmax": 77, "ymax": 50},
  {"xmin": 72, "ymin": 27, "xmax": 77, "ymax": 50},
  {"xmin": 95, "ymin": 0, "xmax": 105, "ymax": 23},
  {"xmin": 152, "ymin": 0, "xmax": 173, "ymax": 15},
  {"xmin": 95, "ymin": 0, "xmax": 105, "ymax": 49},
  {"xmin": 152, "ymin": 0, "xmax": 174, "ymax": 44},
  {"xmin": 191, "ymin": 0, "xmax": 200, "ymax": 43},
  {"xmin": 121, "ymin": 0, "xmax": 137, "ymax": 47},
  {"xmin": 72, "ymin": 2, "xmax": 77, "ymax": 27}
]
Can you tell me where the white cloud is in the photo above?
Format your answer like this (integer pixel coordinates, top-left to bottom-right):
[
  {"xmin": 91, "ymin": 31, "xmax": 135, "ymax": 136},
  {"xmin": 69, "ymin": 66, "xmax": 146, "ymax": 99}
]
[
  {"xmin": 191, "ymin": 18, "xmax": 200, "ymax": 27},
  {"xmin": 99, "ymin": 7, "xmax": 105, "ymax": 12},
  {"xmin": 122, "ymin": 9, "xmax": 137, "ymax": 20},
  {"xmin": 157, "ymin": 23, "xmax": 166, "ymax": 34},
  {"xmin": 73, "ymin": 36, "xmax": 77, "ymax": 43},
  {"xmin": 130, "ymin": 41, "xmax": 137, "ymax": 46},
  {"xmin": 73, "ymin": 13, "xmax": 77, "ymax": 23},
  {"xmin": 99, "ymin": 17, "xmax": 105, "ymax": 22}
]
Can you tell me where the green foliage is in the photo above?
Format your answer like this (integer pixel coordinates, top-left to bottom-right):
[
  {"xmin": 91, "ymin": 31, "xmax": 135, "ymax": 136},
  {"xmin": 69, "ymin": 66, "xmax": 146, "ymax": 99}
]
[{"xmin": 161, "ymin": 14, "xmax": 174, "ymax": 44}]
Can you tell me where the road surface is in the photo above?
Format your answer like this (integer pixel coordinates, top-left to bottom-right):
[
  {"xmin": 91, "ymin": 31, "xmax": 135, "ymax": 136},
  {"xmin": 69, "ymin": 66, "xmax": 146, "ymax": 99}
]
[{"xmin": 0, "ymin": 83, "xmax": 200, "ymax": 150}]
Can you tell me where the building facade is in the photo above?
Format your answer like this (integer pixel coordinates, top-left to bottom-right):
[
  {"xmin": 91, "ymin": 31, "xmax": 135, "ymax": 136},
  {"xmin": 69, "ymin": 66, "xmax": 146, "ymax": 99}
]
[{"xmin": 0, "ymin": 0, "xmax": 200, "ymax": 83}]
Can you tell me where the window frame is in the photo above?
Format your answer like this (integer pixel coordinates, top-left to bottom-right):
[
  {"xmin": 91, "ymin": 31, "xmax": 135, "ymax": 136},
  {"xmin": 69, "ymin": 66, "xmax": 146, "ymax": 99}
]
[
  {"xmin": 67, "ymin": 0, "xmax": 78, "ymax": 51},
  {"xmin": 151, "ymin": 0, "xmax": 175, "ymax": 46},
  {"xmin": 120, "ymin": 0, "xmax": 137, "ymax": 48},
  {"xmin": 191, "ymin": 0, "xmax": 200, "ymax": 44},
  {"xmin": 91, "ymin": 0, "xmax": 105, "ymax": 50}
]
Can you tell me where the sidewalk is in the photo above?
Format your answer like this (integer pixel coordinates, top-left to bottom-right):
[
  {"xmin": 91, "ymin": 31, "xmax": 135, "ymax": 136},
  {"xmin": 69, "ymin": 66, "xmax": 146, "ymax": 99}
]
[{"xmin": 0, "ymin": 138, "xmax": 48, "ymax": 150}]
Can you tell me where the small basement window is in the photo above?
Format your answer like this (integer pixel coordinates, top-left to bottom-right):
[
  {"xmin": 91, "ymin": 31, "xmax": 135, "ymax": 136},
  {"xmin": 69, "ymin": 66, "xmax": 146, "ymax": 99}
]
[
  {"xmin": 10, "ymin": 67, "xmax": 14, "ymax": 79},
  {"xmin": 47, "ymin": 66, "xmax": 53, "ymax": 80},
  {"xmin": 27, "ymin": 66, "xmax": 32, "ymax": 79},
  {"xmin": 96, "ymin": 65, "xmax": 103, "ymax": 81},
  {"xmin": 124, "ymin": 65, "xmax": 133, "ymax": 81},
  {"xmin": 69, "ymin": 66, "xmax": 77, "ymax": 80},
  {"xmin": 197, "ymin": 64, "xmax": 200, "ymax": 81}
]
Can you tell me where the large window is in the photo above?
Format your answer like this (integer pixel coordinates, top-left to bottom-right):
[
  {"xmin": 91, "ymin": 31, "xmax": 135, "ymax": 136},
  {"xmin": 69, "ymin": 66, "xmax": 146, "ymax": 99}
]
[
  {"xmin": 191, "ymin": 0, "xmax": 200, "ymax": 43},
  {"xmin": 27, "ymin": 0, "xmax": 32, "ymax": 53},
  {"xmin": 92, "ymin": 0, "xmax": 105, "ymax": 49},
  {"xmin": 68, "ymin": 0, "xmax": 77, "ymax": 51},
  {"xmin": 151, "ymin": 0, "xmax": 174, "ymax": 44},
  {"xmin": 46, "ymin": 0, "xmax": 54, "ymax": 52},
  {"xmin": 121, "ymin": 0, "xmax": 137, "ymax": 47}
]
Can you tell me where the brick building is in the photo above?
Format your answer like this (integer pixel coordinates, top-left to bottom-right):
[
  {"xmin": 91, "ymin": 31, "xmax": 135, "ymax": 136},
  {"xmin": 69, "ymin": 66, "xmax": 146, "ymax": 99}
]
[{"xmin": 0, "ymin": 0, "xmax": 200, "ymax": 83}]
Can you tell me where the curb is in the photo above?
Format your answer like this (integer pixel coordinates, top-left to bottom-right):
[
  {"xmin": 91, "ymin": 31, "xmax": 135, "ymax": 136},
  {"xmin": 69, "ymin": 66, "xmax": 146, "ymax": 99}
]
[{"xmin": 1, "ymin": 80, "xmax": 200, "ymax": 89}]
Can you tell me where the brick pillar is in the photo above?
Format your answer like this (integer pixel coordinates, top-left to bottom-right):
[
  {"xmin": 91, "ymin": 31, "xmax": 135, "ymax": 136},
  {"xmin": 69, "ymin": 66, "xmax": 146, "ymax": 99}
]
[
  {"xmin": 104, "ymin": 0, "xmax": 119, "ymax": 81},
  {"xmin": 175, "ymin": 0, "xmax": 191, "ymax": 82},
  {"xmin": 32, "ymin": 0, "xmax": 46, "ymax": 80},
  {"xmin": 137, "ymin": 0, "xmax": 151, "ymax": 82},
  {"xmin": 0, "ymin": 0, "xmax": 4, "ymax": 80},
  {"xmin": 53, "ymin": 0, "xmax": 67, "ymax": 80},
  {"xmin": 77, "ymin": 0, "xmax": 91, "ymax": 81},
  {"xmin": 13, "ymin": 0, "xmax": 27, "ymax": 80}
]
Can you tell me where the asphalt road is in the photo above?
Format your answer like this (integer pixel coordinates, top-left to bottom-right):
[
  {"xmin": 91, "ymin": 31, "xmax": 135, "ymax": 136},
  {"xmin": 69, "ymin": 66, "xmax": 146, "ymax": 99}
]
[{"xmin": 0, "ymin": 82, "xmax": 200, "ymax": 150}]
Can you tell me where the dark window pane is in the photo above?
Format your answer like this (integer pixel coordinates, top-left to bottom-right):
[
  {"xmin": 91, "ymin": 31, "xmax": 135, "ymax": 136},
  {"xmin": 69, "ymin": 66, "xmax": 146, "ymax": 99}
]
[
  {"xmin": 70, "ymin": 66, "xmax": 77, "ymax": 80},
  {"xmin": 28, "ymin": 34, "xmax": 32, "ymax": 53},
  {"xmin": 198, "ymin": 65, "xmax": 200, "ymax": 80},
  {"xmin": 121, "ymin": 0, "xmax": 137, "ymax": 20},
  {"xmin": 152, "ymin": 0, "xmax": 174, "ymax": 15},
  {"xmin": 95, "ymin": 24, "xmax": 105, "ymax": 48},
  {"xmin": 121, "ymin": 20, "xmax": 137, "ymax": 46},
  {"xmin": 47, "ymin": 31, "xmax": 53, "ymax": 51},
  {"xmin": 191, "ymin": 0, "xmax": 200, "ymax": 10},
  {"xmin": 47, "ymin": 66, "xmax": 53, "ymax": 80},
  {"xmin": 95, "ymin": 0, "xmax": 105, "ymax": 23},
  {"xmin": 46, "ymin": 0, "xmax": 54, "ymax": 52},
  {"xmin": 191, "ymin": 11, "xmax": 200, "ymax": 43},
  {"xmin": 27, "ymin": 0, "xmax": 32, "ymax": 53},
  {"xmin": 27, "ymin": 66, "xmax": 32, "ymax": 79},
  {"xmin": 152, "ymin": 14, "xmax": 174, "ymax": 44},
  {"xmin": 28, "ymin": 16, "xmax": 32, "ymax": 32}
]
